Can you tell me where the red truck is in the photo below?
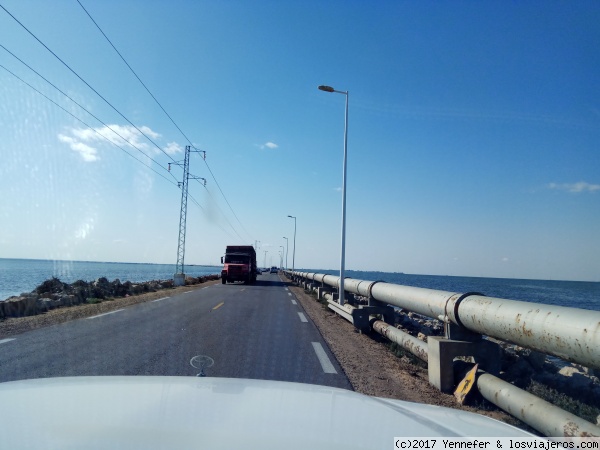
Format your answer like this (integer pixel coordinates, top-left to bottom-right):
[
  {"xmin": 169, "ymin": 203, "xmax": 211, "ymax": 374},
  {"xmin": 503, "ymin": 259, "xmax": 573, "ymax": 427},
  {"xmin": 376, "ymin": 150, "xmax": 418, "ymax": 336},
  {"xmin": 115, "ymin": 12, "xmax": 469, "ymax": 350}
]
[{"xmin": 220, "ymin": 245, "xmax": 257, "ymax": 284}]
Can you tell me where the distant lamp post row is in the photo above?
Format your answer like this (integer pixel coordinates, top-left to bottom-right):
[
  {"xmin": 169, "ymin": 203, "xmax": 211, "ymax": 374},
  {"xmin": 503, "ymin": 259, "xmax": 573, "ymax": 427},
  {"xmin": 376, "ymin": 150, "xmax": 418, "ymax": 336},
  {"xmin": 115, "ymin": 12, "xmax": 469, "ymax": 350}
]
[
  {"xmin": 287, "ymin": 215, "xmax": 296, "ymax": 274},
  {"xmin": 318, "ymin": 84, "xmax": 349, "ymax": 305},
  {"xmin": 282, "ymin": 237, "xmax": 289, "ymax": 270}
]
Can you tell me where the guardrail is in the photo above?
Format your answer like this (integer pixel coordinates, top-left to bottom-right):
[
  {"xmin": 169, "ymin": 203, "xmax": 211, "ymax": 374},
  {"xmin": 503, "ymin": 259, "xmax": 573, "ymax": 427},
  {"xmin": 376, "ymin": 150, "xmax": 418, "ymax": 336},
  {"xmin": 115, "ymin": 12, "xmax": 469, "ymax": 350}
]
[{"xmin": 284, "ymin": 270, "xmax": 600, "ymax": 438}]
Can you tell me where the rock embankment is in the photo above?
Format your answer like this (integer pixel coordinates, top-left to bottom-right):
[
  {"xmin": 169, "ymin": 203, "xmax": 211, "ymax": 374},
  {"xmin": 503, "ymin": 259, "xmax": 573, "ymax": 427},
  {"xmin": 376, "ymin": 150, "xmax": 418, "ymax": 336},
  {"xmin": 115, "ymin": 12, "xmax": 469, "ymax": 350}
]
[{"xmin": 0, "ymin": 275, "xmax": 219, "ymax": 319}]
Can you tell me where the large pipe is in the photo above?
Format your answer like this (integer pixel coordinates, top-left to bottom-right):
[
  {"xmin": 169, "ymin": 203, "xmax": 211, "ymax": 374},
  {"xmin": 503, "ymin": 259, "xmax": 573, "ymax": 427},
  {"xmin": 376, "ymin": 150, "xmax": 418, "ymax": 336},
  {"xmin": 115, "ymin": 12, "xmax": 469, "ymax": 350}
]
[
  {"xmin": 446, "ymin": 295, "xmax": 600, "ymax": 370},
  {"xmin": 291, "ymin": 271, "xmax": 600, "ymax": 370},
  {"xmin": 371, "ymin": 320, "xmax": 428, "ymax": 362},
  {"xmin": 291, "ymin": 271, "xmax": 600, "ymax": 437},
  {"xmin": 477, "ymin": 373, "xmax": 600, "ymax": 437}
]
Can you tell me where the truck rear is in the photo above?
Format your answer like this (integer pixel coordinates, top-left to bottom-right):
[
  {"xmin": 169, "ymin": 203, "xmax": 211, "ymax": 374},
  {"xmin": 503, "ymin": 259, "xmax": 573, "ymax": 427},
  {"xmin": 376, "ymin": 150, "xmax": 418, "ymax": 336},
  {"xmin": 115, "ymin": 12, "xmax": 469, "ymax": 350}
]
[{"xmin": 221, "ymin": 245, "xmax": 257, "ymax": 284}]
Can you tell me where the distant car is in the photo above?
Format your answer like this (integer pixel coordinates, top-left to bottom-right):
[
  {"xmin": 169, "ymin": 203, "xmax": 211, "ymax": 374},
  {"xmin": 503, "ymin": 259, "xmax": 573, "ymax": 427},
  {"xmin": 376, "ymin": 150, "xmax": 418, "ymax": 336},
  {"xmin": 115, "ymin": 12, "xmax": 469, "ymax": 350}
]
[{"xmin": 270, "ymin": 267, "xmax": 278, "ymax": 273}]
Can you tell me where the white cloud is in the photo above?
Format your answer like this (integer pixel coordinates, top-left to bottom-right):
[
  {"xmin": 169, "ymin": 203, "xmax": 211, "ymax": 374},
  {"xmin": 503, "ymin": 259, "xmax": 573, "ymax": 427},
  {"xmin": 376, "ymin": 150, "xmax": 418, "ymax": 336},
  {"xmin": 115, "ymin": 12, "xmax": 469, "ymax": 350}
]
[
  {"xmin": 547, "ymin": 181, "xmax": 600, "ymax": 193},
  {"xmin": 59, "ymin": 124, "xmax": 168, "ymax": 159},
  {"xmin": 164, "ymin": 142, "xmax": 183, "ymax": 155},
  {"xmin": 58, "ymin": 134, "xmax": 98, "ymax": 162},
  {"xmin": 257, "ymin": 141, "xmax": 279, "ymax": 150}
]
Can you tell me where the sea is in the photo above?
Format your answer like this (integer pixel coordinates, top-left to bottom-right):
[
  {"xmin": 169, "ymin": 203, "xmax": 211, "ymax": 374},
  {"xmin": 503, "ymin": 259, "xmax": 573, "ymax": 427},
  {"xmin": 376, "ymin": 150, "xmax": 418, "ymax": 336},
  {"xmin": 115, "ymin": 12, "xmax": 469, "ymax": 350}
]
[
  {"xmin": 304, "ymin": 269, "xmax": 600, "ymax": 312},
  {"xmin": 1, "ymin": 259, "xmax": 598, "ymax": 311},
  {"xmin": 0, "ymin": 258, "xmax": 221, "ymax": 301}
]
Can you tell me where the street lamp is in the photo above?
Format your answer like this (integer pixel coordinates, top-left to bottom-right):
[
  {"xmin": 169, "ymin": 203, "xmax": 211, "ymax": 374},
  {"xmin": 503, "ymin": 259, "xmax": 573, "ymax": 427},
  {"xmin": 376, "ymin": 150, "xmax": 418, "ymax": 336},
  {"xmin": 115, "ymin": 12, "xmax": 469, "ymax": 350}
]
[
  {"xmin": 280, "ymin": 246, "xmax": 284, "ymax": 269},
  {"xmin": 287, "ymin": 215, "xmax": 296, "ymax": 274},
  {"xmin": 318, "ymin": 84, "xmax": 348, "ymax": 305},
  {"xmin": 282, "ymin": 237, "xmax": 289, "ymax": 270}
]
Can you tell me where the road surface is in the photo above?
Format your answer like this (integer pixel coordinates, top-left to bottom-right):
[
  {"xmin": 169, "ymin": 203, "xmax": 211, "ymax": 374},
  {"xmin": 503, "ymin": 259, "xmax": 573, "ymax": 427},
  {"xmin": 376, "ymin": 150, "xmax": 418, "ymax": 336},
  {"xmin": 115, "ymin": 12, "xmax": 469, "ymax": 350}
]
[{"xmin": 0, "ymin": 273, "xmax": 351, "ymax": 389}]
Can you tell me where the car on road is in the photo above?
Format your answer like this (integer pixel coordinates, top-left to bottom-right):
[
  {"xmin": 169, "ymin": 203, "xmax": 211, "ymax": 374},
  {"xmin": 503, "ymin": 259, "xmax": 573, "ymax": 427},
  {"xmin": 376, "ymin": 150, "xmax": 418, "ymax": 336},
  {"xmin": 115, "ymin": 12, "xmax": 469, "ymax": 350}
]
[{"xmin": 270, "ymin": 266, "xmax": 278, "ymax": 273}]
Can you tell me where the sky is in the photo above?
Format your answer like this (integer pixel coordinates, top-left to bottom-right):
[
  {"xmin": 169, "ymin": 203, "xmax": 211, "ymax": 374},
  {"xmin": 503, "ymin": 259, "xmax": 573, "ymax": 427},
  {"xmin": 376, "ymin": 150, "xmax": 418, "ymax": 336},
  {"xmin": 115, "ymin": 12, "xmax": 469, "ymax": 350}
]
[{"xmin": 0, "ymin": 0, "xmax": 599, "ymax": 282}]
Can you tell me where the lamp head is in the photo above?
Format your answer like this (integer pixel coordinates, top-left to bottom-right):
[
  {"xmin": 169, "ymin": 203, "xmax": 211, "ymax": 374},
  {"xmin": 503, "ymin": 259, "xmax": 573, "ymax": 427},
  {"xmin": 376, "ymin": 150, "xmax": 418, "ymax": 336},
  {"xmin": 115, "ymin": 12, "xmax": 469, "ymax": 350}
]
[{"xmin": 318, "ymin": 85, "xmax": 335, "ymax": 92}]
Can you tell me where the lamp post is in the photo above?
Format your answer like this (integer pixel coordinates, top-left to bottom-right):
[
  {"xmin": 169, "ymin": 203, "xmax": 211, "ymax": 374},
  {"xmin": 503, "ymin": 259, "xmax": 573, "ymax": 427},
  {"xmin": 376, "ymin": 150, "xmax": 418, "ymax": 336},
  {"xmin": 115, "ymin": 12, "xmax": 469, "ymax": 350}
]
[
  {"xmin": 318, "ymin": 84, "xmax": 348, "ymax": 305},
  {"xmin": 280, "ymin": 246, "xmax": 284, "ymax": 269},
  {"xmin": 263, "ymin": 250, "xmax": 268, "ymax": 269},
  {"xmin": 287, "ymin": 215, "xmax": 296, "ymax": 274},
  {"xmin": 282, "ymin": 237, "xmax": 289, "ymax": 270}
]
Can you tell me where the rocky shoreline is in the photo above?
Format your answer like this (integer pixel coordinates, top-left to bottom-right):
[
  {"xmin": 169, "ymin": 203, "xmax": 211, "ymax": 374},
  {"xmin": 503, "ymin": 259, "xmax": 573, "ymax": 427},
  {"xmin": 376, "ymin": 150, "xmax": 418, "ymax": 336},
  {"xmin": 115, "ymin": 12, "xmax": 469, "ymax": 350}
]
[{"xmin": 0, "ymin": 275, "xmax": 219, "ymax": 319}]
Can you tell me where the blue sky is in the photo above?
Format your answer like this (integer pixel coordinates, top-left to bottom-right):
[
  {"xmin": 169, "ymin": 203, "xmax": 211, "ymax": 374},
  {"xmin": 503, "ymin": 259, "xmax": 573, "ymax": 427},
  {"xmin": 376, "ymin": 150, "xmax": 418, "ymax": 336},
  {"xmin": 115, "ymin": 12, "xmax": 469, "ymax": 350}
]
[{"xmin": 1, "ymin": 0, "xmax": 598, "ymax": 281}]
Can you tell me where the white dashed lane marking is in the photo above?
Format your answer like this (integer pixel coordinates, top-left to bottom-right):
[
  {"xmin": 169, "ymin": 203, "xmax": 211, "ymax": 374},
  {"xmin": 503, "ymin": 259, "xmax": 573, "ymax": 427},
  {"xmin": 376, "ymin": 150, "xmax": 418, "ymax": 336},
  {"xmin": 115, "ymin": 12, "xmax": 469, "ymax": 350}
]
[
  {"xmin": 0, "ymin": 338, "xmax": 15, "ymax": 345},
  {"xmin": 298, "ymin": 312, "xmax": 308, "ymax": 323},
  {"xmin": 291, "ymin": 300, "xmax": 297, "ymax": 305},
  {"xmin": 312, "ymin": 342, "xmax": 337, "ymax": 374},
  {"xmin": 152, "ymin": 297, "xmax": 170, "ymax": 302},
  {"xmin": 86, "ymin": 309, "xmax": 124, "ymax": 319}
]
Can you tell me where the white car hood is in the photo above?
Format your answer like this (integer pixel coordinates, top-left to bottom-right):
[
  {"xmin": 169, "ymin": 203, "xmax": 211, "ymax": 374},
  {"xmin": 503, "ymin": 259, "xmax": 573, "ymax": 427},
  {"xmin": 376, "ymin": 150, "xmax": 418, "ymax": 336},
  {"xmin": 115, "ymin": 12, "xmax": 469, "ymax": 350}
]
[{"xmin": 0, "ymin": 376, "xmax": 531, "ymax": 449}]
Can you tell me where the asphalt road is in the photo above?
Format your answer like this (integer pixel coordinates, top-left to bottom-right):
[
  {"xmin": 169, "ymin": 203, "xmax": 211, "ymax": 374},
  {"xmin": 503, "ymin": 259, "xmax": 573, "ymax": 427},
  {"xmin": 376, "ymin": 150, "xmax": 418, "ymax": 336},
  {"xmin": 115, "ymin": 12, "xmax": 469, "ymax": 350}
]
[{"xmin": 0, "ymin": 273, "xmax": 352, "ymax": 389}]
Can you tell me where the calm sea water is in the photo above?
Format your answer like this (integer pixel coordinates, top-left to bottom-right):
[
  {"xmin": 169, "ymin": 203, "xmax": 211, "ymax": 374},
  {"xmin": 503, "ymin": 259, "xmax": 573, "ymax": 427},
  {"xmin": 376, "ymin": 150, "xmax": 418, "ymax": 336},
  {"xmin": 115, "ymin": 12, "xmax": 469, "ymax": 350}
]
[
  {"xmin": 304, "ymin": 269, "xmax": 600, "ymax": 312},
  {"xmin": 0, "ymin": 258, "xmax": 221, "ymax": 301},
  {"xmin": 2, "ymin": 259, "xmax": 598, "ymax": 311}
]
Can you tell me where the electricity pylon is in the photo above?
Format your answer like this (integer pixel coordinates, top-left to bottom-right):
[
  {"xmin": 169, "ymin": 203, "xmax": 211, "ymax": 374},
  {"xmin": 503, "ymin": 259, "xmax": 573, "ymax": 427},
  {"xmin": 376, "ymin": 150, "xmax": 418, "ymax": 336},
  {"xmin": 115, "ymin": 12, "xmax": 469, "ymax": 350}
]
[{"xmin": 171, "ymin": 145, "xmax": 206, "ymax": 286}]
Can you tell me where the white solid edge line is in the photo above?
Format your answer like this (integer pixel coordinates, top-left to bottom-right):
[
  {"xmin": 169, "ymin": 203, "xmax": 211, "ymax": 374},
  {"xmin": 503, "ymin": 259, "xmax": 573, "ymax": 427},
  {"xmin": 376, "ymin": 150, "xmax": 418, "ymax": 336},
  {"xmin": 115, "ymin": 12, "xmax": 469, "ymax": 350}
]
[
  {"xmin": 183, "ymin": 291, "xmax": 192, "ymax": 294},
  {"xmin": 0, "ymin": 338, "xmax": 16, "ymax": 345},
  {"xmin": 298, "ymin": 312, "xmax": 308, "ymax": 323},
  {"xmin": 152, "ymin": 296, "xmax": 170, "ymax": 302},
  {"xmin": 311, "ymin": 342, "xmax": 338, "ymax": 374},
  {"xmin": 86, "ymin": 309, "xmax": 125, "ymax": 319},
  {"xmin": 291, "ymin": 299, "xmax": 297, "ymax": 305}
]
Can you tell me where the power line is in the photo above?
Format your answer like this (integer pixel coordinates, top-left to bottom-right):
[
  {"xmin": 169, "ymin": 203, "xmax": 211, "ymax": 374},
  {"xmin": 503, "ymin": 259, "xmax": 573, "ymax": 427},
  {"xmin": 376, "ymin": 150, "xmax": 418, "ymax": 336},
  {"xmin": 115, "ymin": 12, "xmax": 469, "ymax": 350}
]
[
  {"xmin": 75, "ymin": 0, "xmax": 254, "ymax": 242},
  {"xmin": 0, "ymin": 44, "xmax": 179, "ymax": 183},
  {"xmin": 200, "ymin": 183, "xmax": 245, "ymax": 242},
  {"xmin": 0, "ymin": 63, "xmax": 178, "ymax": 187},
  {"xmin": 199, "ymin": 158, "xmax": 254, "ymax": 241},
  {"xmin": 3, "ymin": 61, "xmax": 234, "ymax": 243},
  {"xmin": 75, "ymin": 0, "xmax": 196, "ymax": 149},
  {"xmin": 3, "ymin": 59, "xmax": 232, "ymax": 243},
  {"xmin": 0, "ymin": 3, "xmax": 177, "ymax": 164}
]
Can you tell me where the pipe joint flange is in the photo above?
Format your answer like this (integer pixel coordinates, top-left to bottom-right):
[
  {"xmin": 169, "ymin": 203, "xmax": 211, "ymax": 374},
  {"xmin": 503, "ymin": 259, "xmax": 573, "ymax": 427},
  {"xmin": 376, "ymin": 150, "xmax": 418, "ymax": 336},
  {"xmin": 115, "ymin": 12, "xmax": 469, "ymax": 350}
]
[{"xmin": 444, "ymin": 292, "xmax": 484, "ymax": 328}]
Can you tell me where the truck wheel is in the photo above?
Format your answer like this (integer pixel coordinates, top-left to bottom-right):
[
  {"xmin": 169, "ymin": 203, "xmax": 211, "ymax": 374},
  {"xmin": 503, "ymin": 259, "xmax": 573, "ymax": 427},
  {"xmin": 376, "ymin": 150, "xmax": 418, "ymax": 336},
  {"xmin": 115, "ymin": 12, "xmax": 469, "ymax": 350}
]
[{"xmin": 221, "ymin": 277, "xmax": 226, "ymax": 284}]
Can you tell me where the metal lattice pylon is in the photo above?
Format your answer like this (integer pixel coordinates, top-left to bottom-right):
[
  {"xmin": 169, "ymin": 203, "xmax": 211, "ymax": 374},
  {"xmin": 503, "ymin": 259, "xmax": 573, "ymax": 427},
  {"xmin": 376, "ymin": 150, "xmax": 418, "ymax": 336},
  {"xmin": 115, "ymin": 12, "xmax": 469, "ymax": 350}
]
[
  {"xmin": 175, "ymin": 145, "xmax": 191, "ymax": 276},
  {"xmin": 173, "ymin": 146, "xmax": 206, "ymax": 284}
]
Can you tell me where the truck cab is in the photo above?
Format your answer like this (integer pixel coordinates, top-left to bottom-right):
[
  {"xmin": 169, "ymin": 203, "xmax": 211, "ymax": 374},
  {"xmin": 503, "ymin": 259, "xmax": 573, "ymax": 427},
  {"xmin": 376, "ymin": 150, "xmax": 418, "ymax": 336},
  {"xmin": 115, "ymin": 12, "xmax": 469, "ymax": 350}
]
[{"xmin": 221, "ymin": 246, "xmax": 257, "ymax": 284}]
